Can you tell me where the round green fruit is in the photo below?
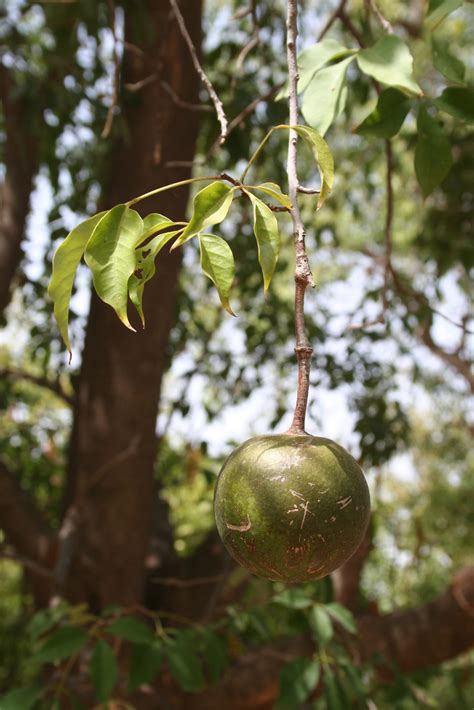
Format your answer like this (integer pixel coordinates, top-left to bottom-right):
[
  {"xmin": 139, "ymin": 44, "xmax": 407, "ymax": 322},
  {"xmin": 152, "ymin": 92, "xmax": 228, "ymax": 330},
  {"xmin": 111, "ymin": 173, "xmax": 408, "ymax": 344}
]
[{"xmin": 214, "ymin": 434, "xmax": 370, "ymax": 583}]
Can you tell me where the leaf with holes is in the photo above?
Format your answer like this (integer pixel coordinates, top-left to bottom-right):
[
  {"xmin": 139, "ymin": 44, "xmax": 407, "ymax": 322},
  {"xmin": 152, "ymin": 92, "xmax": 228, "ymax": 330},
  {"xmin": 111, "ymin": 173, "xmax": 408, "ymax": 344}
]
[
  {"xmin": 357, "ymin": 35, "xmax": 422, "ymax": 96},
  {"xmin": 199, "ymin": 233, "xmax": 235, "ymax": 315},
  {"xmin": 48, "ymin": 212, "xmax": 106, "ymax": 355},
  {"xmin": 302, "ymin": 56, "xmax": 355, "ymax": 136},
  {"xmin": 89, "ymin": 640, "xmax": 118, "ymax": 702},
  {"xmin": 275, "ymin": 658, "xmax": 320, "ymax": 710},
  {"xmin": 355, "ymin": 88, "xmax": 411, "ymax": 138},
  {"xmin": 247, "ymin": 193, "xmax": 280, "ymax": 292},
  {"xmin": 247, "ymin": 182, "xmax": 292, "ymax": 209},
  {"xmin": 84, "ymin": 205, "xmax": 144, "ymax": 329},
  {"xmin": 129, "ymin": 228, "xmax": 183, "ymax": 326},
  {"xmin": 173, "ymin": 182, "xmax": 234, "ymax": 249}
]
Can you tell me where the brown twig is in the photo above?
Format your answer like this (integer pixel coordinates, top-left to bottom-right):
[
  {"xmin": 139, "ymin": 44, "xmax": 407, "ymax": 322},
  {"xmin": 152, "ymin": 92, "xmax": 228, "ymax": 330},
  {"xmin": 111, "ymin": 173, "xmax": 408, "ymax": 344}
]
[
  {"xmin": 232, "ymin": 0, "xmax": 260, "ymax": 89},
  {"xmin": 124, "ymin": 73, "xmax": 158, "ymax": 92},
  {"xmin": 0, "ymin": 368, "xmax": 73, "ymax": 405},
  {"xmin": 101, "ymin": 0, "xmax": 120, "ymax": 139},
  {"xmin": 161, "ymin": 79, "xmax": 214, "ymax": 112},
  {"xmin": 0, "ymin": 547, "xmax": 54, "ymax": 580},
  {"xmin": 286, "ymin": 0, "xmax": 315, "ymax": 436},
  {"xmin": 382, "ymin": 139, "xmax": 394, "ymax": 312},
  {"xmin": 368, "ymin": 0, "xmax": 394, "ymax": 34},
  {"xmin": 317, "ymin": 0, "xmax": 349, "ymax": 41},
  {"xmin": 169, "ymin": 0, "xmax": 228, "ymax": 143}
]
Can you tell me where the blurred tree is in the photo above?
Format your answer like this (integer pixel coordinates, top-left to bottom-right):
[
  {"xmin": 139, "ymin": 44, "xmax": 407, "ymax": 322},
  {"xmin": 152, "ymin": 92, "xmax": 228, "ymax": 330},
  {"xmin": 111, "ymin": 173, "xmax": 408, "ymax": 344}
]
[{"xmin": 0, "ymin": 0, "xmax": 473, "ymax": 707}]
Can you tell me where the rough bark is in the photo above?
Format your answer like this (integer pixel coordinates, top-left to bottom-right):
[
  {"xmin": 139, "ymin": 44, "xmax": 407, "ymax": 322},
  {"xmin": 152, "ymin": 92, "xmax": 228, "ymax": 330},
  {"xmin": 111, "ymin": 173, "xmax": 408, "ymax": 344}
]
[
  {"xmin": 62, "ymin": 0, "xmax": 202, "ymax": 609},
  {"xmin": 0, "ymin": 66, "xmax": 40, "ymax": 316}
]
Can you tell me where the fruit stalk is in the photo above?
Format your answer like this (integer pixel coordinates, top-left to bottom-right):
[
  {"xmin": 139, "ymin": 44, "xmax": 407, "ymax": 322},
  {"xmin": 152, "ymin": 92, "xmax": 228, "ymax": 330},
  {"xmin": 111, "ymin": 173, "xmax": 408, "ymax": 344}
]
[{"xmin": 286, "ymin": 0, "xmax": 315, "ymax": 436}]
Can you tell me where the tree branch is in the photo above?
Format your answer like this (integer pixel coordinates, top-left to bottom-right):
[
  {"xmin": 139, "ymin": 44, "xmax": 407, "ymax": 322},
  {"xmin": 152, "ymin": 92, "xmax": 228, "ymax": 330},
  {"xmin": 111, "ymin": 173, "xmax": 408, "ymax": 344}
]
[
  {"xmin": 169, "ymin": 0, "xmax": 228, "ymax": 143},
  {"xmin": 0, "ymin": 368, "xmax": 73, "ymax": 405},
  {"xmin": 286, "ymin": 0, "xmax": 314, "ymax": 436}
]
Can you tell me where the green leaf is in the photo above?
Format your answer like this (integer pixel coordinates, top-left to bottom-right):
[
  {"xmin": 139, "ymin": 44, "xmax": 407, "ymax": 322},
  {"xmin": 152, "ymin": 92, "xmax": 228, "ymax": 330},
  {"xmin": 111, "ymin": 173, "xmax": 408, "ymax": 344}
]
[
  {"xmin": 431, "ymin": 37, "xmax": 465, "ymax": 84},
  {"xmin": 48, "ymin": 212, "xmax": 106, "ymax": 355},
  {"xmin": 247, "ymin": 194, "xmax": 280, "ymax": 292},
  {"xmin": 425, "ymin": 0, "xmax": 462, "ymax": 30},
  {"xmin": 301, "ymin": 56, "xmax": 355, "ymax": 136},
  {"xmin": 84, "ymin": 204, "xmax": 144, "ymax": 330},
  {"xmin": 167, "ymin": 632, "xmax": 205, "ymax": 693},
  {"xmin": 128, "ymin": 641, "xmax": 163, "ymax": 691},
  {"xmin": 308, "ymin": 605, "xmax": 334, "ymax": 646},
  {"xmin": 0, "ymin": 687, "xmax": 42, "ymax": 710},
  {"xmin": 298, "ymin": 39, "xmax": 355, "ymax": 94},
  {"xmin": 198, "ymin": 233, "xmax": 235, "ymax": 315},
  {"xmin": 33, "ymin": 627, "xmax": 88, "ymax": 663},
  {"xmin": 173, "ymin": 182, "xmax": 234, "ymax": 248},
  {"xmin": 108, "ymin": 617, "xmax": 154, "ymax": 644},
  {"xmin": 433, "ymin": 87, "xmax": 474, "ymax": 123},
  {"xmin": 128, "ymin": 228, "xmax": 183, "ymax": 326},
  {"xmin": 275, "ymin": 658, "xmax": 320, "ymax": 710},
  {"xmin": 325, "ymin": 603, "xmax": 357, "ymax": 634},
  {"xmin": 136, "ymin": 213, "xmax": 175, "ymax": 246},
  {"xmin": 291, "ymin": 125, "xmax": 334, "ymax": 207},
  {"xmin": 355, "ymin": 88, "xmax": 411, "ymax": 138},
  {"xmin": 272, "ymin": 588, "xmax": 313, "ymax": 609},
  {"xmin": 357, "ymin": 35, "xmax": 422, "ymax": 96},
  {"xmin": 201, "ymin": 631, "xmax": 229, "ymax": 683},
  {"xmin": 247, "ymin": 182, "xmax": 292, "ymax": 209},
  {"xmin": 415, "ymin": 106, "xmax": 452, "ymax": 197},
  {"xmin": 89, "ymin": 640, "xmax": 118, "ymax": 702},
  {"xmin": 324, "ymin": 668, "xmax": 346, "ymax": 710}
]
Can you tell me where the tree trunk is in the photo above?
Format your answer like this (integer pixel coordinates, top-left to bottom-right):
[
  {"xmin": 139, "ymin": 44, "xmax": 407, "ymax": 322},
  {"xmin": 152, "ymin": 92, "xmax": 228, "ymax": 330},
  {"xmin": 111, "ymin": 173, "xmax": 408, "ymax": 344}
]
[
  {"xmin": 0, "ymin": 66, "xmax": 39, "ymax": 316},
  {"xmin": 61, "ymin": 0, "xmax": 203, "ymax": 609}
]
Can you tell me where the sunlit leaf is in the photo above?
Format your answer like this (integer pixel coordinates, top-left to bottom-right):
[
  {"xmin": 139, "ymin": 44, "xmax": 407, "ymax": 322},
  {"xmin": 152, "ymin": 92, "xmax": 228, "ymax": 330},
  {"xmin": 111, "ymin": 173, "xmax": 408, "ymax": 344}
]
[
  {"xmin": 128, "ymin": 641, "xmax": 163, "ymax": 690},
  {"xmin": 302, "ymin": 56, "xmax": 355, "ymax": 136},
  {"xmin": 136, "ymin": 212, "xmax": 175, "ymax": 246},
  {"xmin": 433, "ymin": 87, "xmax": 474, "ymax": 123},
  {"xmin": 425, "ymin": 0, "xmax": 462, "ymax": 31},
  {"xmin": 247, "ymin": 193, "xmax": 281, "ymax": 292},
  {"xmin": 247, "ymin": 182, "xmax": 292, "ymax": 209},
  {"xmin": 33, "ymin": 627, "xmax": 88, "ymax": 663},
  {"xmin": 108, "ymin": 617, "xmax": 154, "ymax": 644},
  {"xmin": 275, "ymin": 658, "xmax": 320, "ymax": 710},
  {"xmin": 48, "ymin": 212, "xmax": 106, "ymax": 355},
  {"xmin": 298, "ymin": 39, "xmax": 355, "ymax": 94},
  {"xmin": 431, "ymin": 37, "xmax": 465, "ymax": 84},
  {"xmin": 173, "ymin": 182, "xmax": 234, "ymax": 248},
  {"xmin": 272, "ymin": 588, "xmax": 313, "ymax": 609},
  {"xmin": 89, "ymin": 640, "xmax": 118, "ymax": 702},
  {"xmin": 84, "ymin": 204, "xmax": 144, "ymax": 330},
  {"xmin": 308, "ymin": 605, "xmax": 334, "ymax": 646},
  {"xmin": 198, "ymin": 233, "xmax": 235, "ymax": 315},
  {"xmin": 415, "ymin": 106, "xmax": 452, "ymax": 198},
  {"xmin": 357, "ymin": 35, "xmax": 422, "ymax": 96},
  {"xmin": 325, "ymin": 603, "xmax": 357, "ymax": 634},
  {"xmin": 355, "ymin": 88, "xmax": 411, "ymax": 138},
  {"xmin": 291, "ymin": 125, "xmax": 334, "ymax": 207},
  {"xmin": 128, "ymin": 228, "xmax": 183, "ymax": 326}
]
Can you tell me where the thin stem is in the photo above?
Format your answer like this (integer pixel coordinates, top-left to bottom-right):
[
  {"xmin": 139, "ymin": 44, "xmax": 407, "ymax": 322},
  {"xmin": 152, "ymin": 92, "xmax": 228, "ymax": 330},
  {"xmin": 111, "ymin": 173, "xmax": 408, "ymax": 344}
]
[
  {"xmin": 286, "ymin": 0, "xmax": 314, "ymax": 436},
  {"xmin": 169, "ymin": 0, "xmax": 228, "ymax": 143},
  {"xmin": 125, "ymin": 175, "xmax": 222, "ymax": 207}
]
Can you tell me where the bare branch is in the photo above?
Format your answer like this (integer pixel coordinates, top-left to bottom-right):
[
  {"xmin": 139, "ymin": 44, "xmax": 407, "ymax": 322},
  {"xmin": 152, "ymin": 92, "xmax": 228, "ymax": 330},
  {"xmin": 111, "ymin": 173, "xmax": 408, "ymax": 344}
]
[
  {"xmin": 169, "ymin": 0, "xmax": 228, "ymax": 143},
  {"xmin": 161, "ymin": 79, "xmax": 214, "ymax": 112},
  {"xmin": 297, "ymin": 184, "xmax": 320, "ymax": 195},
  {"xmin": 317, "ymin": 0, "xmax": 349, "ymax": 41},
  {"xmin": 0, "ymin": 367, "xmax": 73, "ymax": 405},
  {"xmin": 101, "ymin": 0, "xmax": 120, "ymax": 139},
  {"xmin": 286, "ymin": 0, "xmax": 314, "ymax": 436},
  {"xmin": 368, "ymin": 0, "xmax": 394, "ymax": 33}
]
